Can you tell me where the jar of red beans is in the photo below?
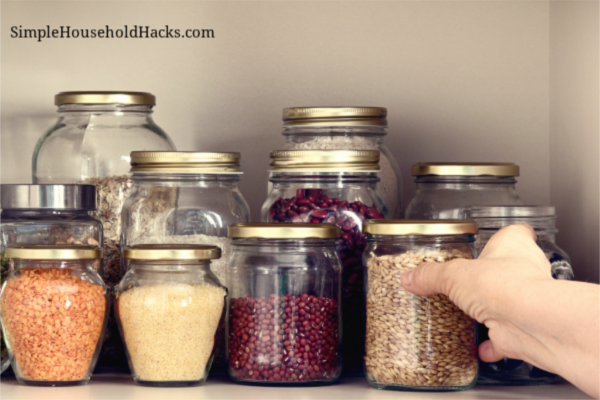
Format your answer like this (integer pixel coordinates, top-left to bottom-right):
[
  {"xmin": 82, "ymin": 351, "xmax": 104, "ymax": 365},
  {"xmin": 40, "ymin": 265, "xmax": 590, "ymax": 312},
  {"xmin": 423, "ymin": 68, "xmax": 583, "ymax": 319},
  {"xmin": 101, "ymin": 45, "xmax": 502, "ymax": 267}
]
[
  {"xmin": 227, "ymin": 223, "xmax": 342, "ymax": 385},
  {"xmin": 260, "ymin": 150, "xmax": 389, "ymax": 373}
]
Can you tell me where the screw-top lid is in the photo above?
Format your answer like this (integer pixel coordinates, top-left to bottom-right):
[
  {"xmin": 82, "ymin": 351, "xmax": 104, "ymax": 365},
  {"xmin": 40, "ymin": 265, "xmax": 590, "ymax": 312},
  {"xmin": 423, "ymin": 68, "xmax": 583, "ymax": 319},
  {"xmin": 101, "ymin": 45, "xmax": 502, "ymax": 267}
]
[
  {"xmin": 270, "ymin": 150, "xmax": 380, "ymax": 172},
  {"xmin": 6, "ymin": 245, "xmax": 102, "ymax": 260},
  {"xmin": 130, "ymin": 151, "xmax": 242, "ymax": 174},
  {"xmin": 363, "ymin": 220, "xmax": 478, "ymax": 236},
  {"xmin": 55, "ymin": 91, "xmax": 155, "ymax": 106},
  {"xmin": 229, "ymin": 223, "xmax": 341, "ymax": 239},
  {"xmin": 123, "ymin": 245, "xmax": 221, "ymax": 260},
  {"xmin": 0, "ymin": 184, "xmax": 96, "ymax": 210},
  {"xmin": 283, "ymin": 107, "xmax": 387, "ymax": 127},
  {"xmin": 412, "ymin": 163, "xmax": 519, "ymax": 177}
]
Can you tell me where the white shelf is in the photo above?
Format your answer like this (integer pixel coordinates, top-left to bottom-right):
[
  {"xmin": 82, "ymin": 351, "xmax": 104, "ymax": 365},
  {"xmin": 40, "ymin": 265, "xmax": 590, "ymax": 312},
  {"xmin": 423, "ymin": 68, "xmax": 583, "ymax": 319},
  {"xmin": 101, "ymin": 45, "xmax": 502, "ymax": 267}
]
[{"xmin": 0, "ymin": 375, "xmax": 592, "ymax": 400}]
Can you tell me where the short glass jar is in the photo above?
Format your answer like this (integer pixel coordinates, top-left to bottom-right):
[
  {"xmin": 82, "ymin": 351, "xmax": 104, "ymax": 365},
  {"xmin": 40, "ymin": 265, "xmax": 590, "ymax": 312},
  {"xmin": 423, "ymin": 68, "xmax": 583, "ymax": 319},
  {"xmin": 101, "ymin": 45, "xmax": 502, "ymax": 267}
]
[
  {"xmin": 0, "ymin": 246, "xmax": 108, "ymax": 386},
  {"xmin": 466, "ymin": 206, "xmax": 573, "ymax": 386},
  {"xmin": 280, "ymin": 107, "xmax": 403, "ymax": 217},
  {"xmin": 261, "ymin": 150, "xmax": 387, "ymax": 373},
  {"xmin": 227, "ymin": 223, "xmax": 343, "ymax": 385},
  {"xmin": 363, "ymin": 220, "xmax": 479, "ymax": 391},
  {"xmin": 115, "ymin": 245, "xmax": 227, "ymax": 387},
  {"xmin": 405, "ymin": 163, "xmax": 522, "ymax": 219}
]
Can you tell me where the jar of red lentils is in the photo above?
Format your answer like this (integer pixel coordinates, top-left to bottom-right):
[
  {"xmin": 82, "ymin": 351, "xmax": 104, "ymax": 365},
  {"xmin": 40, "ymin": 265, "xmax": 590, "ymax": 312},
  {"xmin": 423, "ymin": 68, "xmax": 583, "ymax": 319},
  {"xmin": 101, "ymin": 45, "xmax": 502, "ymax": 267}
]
[
  {"xmin": 0, "ymin": 246, "xmax": 108, "ymax": 386},
  {"xmin": 227, "ymin": 223, "xmax": 342, "ymax": 385}
]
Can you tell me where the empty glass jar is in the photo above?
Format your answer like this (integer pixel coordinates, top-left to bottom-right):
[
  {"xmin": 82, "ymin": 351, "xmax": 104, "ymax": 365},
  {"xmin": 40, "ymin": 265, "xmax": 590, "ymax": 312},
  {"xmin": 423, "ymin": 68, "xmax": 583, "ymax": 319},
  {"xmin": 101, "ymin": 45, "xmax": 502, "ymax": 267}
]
[
  {"xmin": 227, "ymin": 223, "xmax": 343, "ymax": 385},
  {"xmin": 116, "ymin": 245, "xmax": 226, "ymax": 387},
  {"xmin": 466, "ymin": 206, "xmax": 573, "ymax": 386},
  {"xmin": 261, "ymin": 150, "xmax": 387, "ymax": 373},
  {"xmin": 405, "ymin": 163, "xmax": 522, "ymax": 220},
  {"xmin": 363, "ymin": 220, "xmax": 479, "ymax": 391},
  {"xmin": 0, "ymin": 246, "xmax": 108, "ymax": 386},
  {"xmin": 280, "ymin": 107, "xmax": 403, "ymax": 217}
]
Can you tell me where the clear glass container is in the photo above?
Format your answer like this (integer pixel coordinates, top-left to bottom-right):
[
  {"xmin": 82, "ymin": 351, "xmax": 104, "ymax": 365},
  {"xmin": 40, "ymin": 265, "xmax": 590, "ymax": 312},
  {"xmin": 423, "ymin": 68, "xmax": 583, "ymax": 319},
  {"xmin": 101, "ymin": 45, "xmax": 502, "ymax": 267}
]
[
  {"xmin": 280, "ymin": 107, "xmax": 403, "ymax": 218},
  {"xmin": 261, "ymin": 150, "xmax": 388, "ymax": 373},
  {"xmin": 363, "ymin": 220, "xmax": 479, "ymax": 391},
  {"xmin": 0, "ymin": 253, "xmax": 8, "ymax": 374},
  {"xmin": 405, "ymin": 163, "xmax": 523, "ymax": 220},
  {"xmin": 31, "ymin": 92, "xmax": 176, "ymax": 372},
  {"xmin": 466, "ymin": 206, "xmax": 574, "ymax": 386},
  {"xmin": 227, "ymin": 223, "xmax": 343, "ymax": 385},
  {"xmin": 115, "ymin": 245, "xmax": 226, "ymax": 387},
  {"xmin": 0, "ymin": 246, "xmax": 108, "ymax": 386}
]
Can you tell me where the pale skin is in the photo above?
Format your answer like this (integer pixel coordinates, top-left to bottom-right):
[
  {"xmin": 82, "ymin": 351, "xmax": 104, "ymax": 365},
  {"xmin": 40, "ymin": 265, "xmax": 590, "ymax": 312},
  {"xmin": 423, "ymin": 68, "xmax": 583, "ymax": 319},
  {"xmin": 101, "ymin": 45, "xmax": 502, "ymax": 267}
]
[{"xmin": 401, "ymin": 224, "xmax": 599, "ymax": 398}]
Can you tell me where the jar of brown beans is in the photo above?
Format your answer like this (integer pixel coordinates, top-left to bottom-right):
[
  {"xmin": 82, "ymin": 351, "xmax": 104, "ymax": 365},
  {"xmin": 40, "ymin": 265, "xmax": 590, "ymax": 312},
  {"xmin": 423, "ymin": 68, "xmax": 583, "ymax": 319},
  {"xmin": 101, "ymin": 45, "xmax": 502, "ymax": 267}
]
[
  {"xmin": 362, "ymin": 220, "xmax": 479, "ymax": 391},
  {"xmin": 227, "ymin": 223, "xmax": 342, "ymax": 385}
]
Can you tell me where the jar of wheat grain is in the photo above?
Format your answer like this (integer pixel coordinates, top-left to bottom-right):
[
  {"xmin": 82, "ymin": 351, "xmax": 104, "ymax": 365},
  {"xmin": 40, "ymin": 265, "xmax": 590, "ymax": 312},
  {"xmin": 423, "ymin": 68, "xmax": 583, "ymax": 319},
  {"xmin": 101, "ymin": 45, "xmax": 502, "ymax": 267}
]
[{"xmin": 362, "ymin": 220, "xmax": 479, "ymax": 391}]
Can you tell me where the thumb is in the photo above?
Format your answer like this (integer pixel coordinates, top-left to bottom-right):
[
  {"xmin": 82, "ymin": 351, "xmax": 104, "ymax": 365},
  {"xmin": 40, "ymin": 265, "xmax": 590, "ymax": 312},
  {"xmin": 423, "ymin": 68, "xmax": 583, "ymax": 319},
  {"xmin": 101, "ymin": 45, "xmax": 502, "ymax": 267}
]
[
  {"xmin": 478, "ymin": 340, "xmax": 505, "ymax": 363},
  {"xmin": 401, "ymin": 261, "xmax": 449, "ymax": 297}
]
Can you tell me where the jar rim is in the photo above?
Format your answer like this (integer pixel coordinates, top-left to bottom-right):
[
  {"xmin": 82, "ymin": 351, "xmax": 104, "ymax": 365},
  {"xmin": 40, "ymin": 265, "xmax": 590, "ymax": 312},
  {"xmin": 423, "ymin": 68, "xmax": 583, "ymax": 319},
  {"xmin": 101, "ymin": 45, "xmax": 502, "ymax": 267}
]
[
  {"xmin": 6, "ymin": 245, "xmax": 102, "ymax": 260},
  {"xmin": 466, "ymin": 205, "xmax": 555, "ymax": 218},
  {"xmin": 130, "ymin": 151, "xmax": 242, "ymax": 174},
  {"xmin": 412, "ymin": 163, "xmax": 519, "ymax": 177},
  {"xmin": 283, "ymin": 107, "xmax": 387, "ymax": 127},
  {"xmin": 364, "ymin": 219, "xmax": 478, "ymax": 236},
  {"xmin": 270, "ymin": 150, "xmax": 380, "ymax": 172},
  {"xmin": 229, "ymin": 223, "xmax": 340, "ymax": 239},
  {"xmin": 123, "ymin": 245, "xmax": 221, "ymax": 261},
  {"xmin": 55, "ymin": 91, "xmax": 155, "ymax": 105}
]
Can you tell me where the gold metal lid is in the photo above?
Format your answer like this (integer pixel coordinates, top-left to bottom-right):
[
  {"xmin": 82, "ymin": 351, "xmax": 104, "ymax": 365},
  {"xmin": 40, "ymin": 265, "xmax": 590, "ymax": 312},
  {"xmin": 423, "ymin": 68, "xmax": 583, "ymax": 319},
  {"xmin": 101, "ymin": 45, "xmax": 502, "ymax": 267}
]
[
  {"xmin": 130, "ymin": 151, "xmax": 242, "ymax": 174},
  {"xmin": 283, "ymin": 107, "xmax": 387, "ymax": 127},
  {"xmin": 412, "ymin": 163, "xmax": 519, "ymax": 177},
  {"xmin": 55, "ymin": 91, "xmax": 156, "ymax": 106},
  {"xmin": 229, "ymin": 223, "xmax": 341, "ymax": 239},
  {"xmin": 270, "ymin": 150, "xmax": 380, "ymax": 172},
  {"xmin": 363, "ymin": 220, "xmax": 478, "ymax": 236},
  {"xmin": 6, "ymin": 245, "xmax": 102, "ymax": 260},
  {"xmin": 123, "ymin": 245, "xmax": 221, "ymax": 260}
]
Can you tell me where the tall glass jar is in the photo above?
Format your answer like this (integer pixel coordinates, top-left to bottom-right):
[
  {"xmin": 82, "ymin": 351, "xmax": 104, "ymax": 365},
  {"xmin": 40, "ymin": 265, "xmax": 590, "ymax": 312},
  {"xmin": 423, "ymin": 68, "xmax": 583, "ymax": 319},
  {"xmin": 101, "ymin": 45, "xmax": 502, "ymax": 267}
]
[
  {"xmin": 280, "ymin": 107, "xmax": 403, "ymax": 218},
  {"xmin": 363, "ymin": 220, "xmax": 479, "ymax": 391},
  {"xmin": 0, "ymin": 246, "xmax": 108, "ymax": 386},
  {"xmin": 466, "ymin": 206, "xmax": 573, "ymax": 386},
  {"xmin": 261, "ymin": 150, "xmax": 388, "ymax": 373},
  {"xmin": 121, "ymin": 151, "xmax": 250, "ymax": 372},
  {"xmin": 116, "ymin": 245, "xmax": 226, "ymax": 387},
  {"xmin": 405, "ymin": 163, "xmax": 522, "ymax": 220},
  {"xmin": 227, "ymin": 223, "xmax": 343, "ymax": 385},
  {"xmin": 31, "ymin": 92, "xmax": 176, "ymax": 372}
]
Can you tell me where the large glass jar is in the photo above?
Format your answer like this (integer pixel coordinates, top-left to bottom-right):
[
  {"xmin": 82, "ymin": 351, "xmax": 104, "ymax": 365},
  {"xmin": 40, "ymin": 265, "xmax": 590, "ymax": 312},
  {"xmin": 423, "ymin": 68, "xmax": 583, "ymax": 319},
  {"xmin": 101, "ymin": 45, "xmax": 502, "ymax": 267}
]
[
  {"xmin": 466, "ymin": 206, "xmax": 573, "ymax": 386},
  {"xmin": 280, "ymin": 107, "xmax": 403, "ymax": 218},
  {"xmin": 0, "ymin": 254, "xmax": 8, "ymax": 375},
  {"xmin": 115, "ymin": 245, "xmax": 226, "ymax": 387},
  {"xmin": 227, "ymin": 223, "xmax": 342, "ymax": 385},
  {"xmin": 405, "ymin": 163, "xmax": 522, "ymax": 220},
  {"xmin": 363, "ymin": 220, "xmax": 479, "ymax": 391},
  {"xmin": 261, "ymin": 150, "xmax": 388, "ymax": 373},
  {"xmin": 0, "ymin": 246, "xmax": 108, "ymax": 386}
]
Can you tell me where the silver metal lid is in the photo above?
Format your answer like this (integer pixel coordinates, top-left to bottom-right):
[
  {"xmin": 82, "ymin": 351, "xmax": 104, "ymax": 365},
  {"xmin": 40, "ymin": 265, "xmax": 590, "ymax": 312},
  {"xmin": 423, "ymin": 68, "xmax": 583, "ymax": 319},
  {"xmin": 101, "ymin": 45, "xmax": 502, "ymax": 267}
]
[{"xmin": 0, "ymin": 184, "xmax": 96, "ymax": 210}]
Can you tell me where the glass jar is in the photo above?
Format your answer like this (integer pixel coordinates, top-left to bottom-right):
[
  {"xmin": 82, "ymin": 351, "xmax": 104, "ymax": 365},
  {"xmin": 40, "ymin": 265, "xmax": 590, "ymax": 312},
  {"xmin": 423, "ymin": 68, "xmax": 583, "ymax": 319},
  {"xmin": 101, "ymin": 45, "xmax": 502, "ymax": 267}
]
[
  {"xmin": 227, "ymin": 223, "xmax": 343, "ymax": 385},
  {"xmin": 405, "ymin": 163, "xmax": 522, "ymax": 220},
  {"xmin": 32, "ymin": 92, "xmax": 175, "ymax": 287},
  {"xmin": 465, "ymin": 206, "xmax": 573, "ymax": 386},
  {"xmin": 280, "ymin": 107, "xmax": 403, "ymax": 218},
  {"xmin": 115, "ymin": 245, "xmax": 226, "ymax": 387},
  {"xmin": 0, "ymin": 254, "xmax": 8, "ymax": 374},
  {"xmin": 261, "ymin": 150, "xmax": 388, "ymax": 373},
  {"xmin": 0, "ymin": 246, "xmax": 108, "ymax": 386},
  {"xmin": 363, "ymin": 220, "xmax": 479, "ymax": 391}
]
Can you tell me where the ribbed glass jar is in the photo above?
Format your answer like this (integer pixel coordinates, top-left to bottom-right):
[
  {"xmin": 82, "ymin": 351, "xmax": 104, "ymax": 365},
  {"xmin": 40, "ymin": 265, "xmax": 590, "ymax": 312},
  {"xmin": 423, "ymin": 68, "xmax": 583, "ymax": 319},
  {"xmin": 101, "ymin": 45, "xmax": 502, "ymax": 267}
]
[
  {"xmin": 227, "ymin": 223, "xmax": 343, "ymax": 385},
  {"xmin": 405, "ymin": 163, "xmax": 522, "ymax": 220},
  {"xmin": 466, "ymin": 206, "xmax": 573, "ymax": 386},
  {"xmin": 363, "ymin": 220, "xmax": 479, "ymax": 391}
]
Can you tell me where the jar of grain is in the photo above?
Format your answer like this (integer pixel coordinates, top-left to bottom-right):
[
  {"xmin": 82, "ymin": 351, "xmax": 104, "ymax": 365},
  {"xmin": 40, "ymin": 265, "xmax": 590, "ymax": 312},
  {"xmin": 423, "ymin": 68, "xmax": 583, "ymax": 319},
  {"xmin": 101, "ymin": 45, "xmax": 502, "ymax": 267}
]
[
  {"xmin": 363, "ymin": 220, "xmax": 479, "ymax": 391},
  {"xmin": 227, "ymin": 223, "xmax": 342, "ymax": 385},
  {"xmin": 261, "ymin": 150, "xmax": 388, "ymax": 374},
  {"xmin": 0, "ymin": 246, "xmax": 108, "ymax": 386},
  {"xmin": 116, "ymin": 245, "xmax": 226, "ymax": 387},
  {"xmin": 405, "ymin": 163, "xmax": 523, "ymax": 220},
  {"xmin": 31, "ymin": 91, "xmax": 175, "ymax": 371},
  {"xmin": 279, "ymin": 107, "xmax": 403, "ymax": 218},
  {"xmin": 465, "ymin": 206, "xmax": 573, "ymax": 386}
]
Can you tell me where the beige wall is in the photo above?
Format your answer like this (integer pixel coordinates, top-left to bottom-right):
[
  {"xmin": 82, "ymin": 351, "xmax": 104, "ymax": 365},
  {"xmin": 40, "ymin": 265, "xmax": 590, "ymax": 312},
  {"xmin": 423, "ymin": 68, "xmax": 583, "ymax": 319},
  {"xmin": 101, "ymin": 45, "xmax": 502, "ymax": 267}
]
[{"xmin": 550, "ymin": 1, "xmax": 599, "ymax": 284}]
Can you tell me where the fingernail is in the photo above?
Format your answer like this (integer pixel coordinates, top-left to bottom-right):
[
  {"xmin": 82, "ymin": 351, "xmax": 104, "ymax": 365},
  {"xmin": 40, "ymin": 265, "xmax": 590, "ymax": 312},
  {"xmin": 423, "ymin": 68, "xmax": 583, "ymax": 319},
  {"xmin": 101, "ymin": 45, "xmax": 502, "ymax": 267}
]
[{"xmin": 404, "ymin": 270, "xmax": 413, "ymax": 286}]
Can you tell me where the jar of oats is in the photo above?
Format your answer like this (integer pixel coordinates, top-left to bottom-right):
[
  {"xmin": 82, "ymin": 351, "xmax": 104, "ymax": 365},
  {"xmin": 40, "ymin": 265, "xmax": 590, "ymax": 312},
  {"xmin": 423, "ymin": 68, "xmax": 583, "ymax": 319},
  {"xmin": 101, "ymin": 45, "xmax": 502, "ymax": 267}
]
[
  {"xmin": 0, "ymin": 245, "xmax": 108, "ymax": 386},
  {"xmin": 116, "ymin": 245, "xmax": 226, "ymax": 387},
  {"xmin": 362, "ymin": 220, "xmax": 479, "ymax": 391}
]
